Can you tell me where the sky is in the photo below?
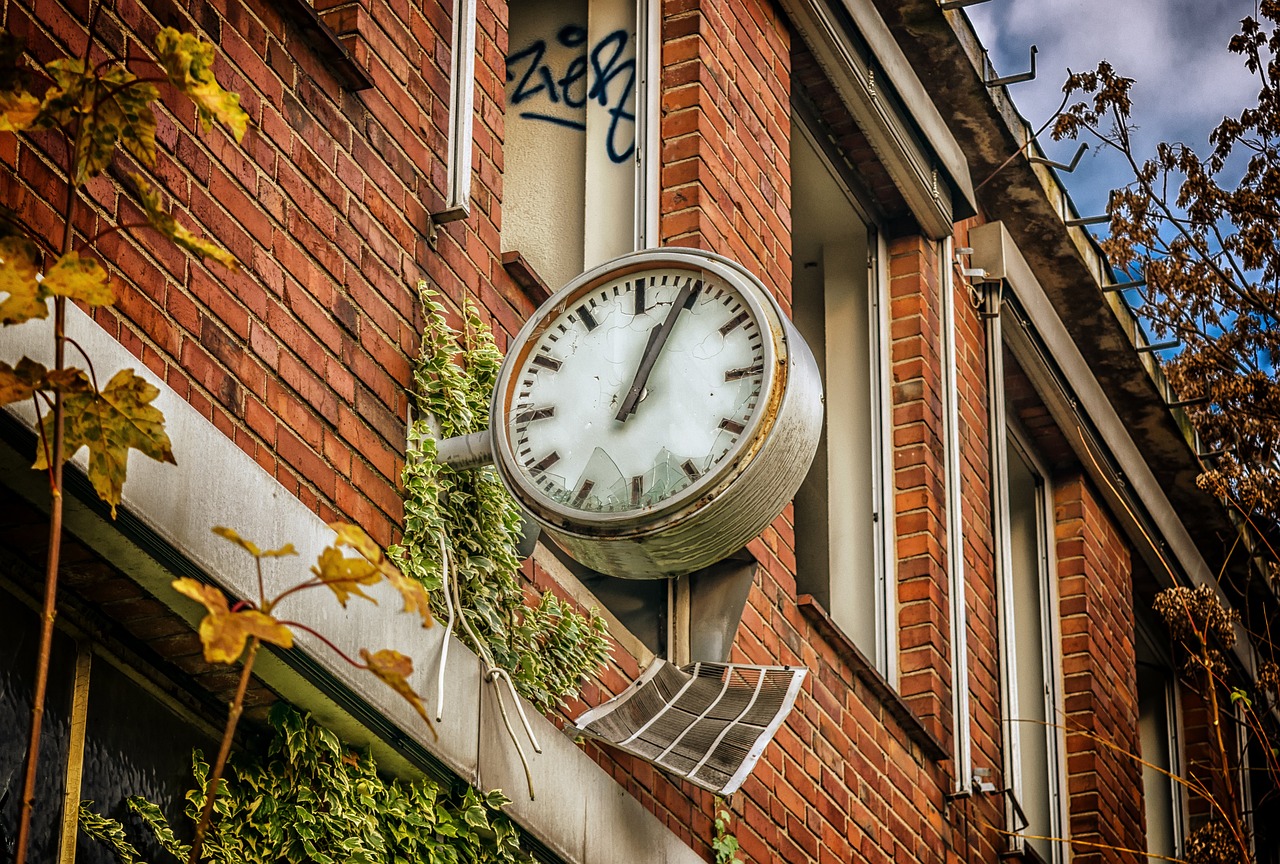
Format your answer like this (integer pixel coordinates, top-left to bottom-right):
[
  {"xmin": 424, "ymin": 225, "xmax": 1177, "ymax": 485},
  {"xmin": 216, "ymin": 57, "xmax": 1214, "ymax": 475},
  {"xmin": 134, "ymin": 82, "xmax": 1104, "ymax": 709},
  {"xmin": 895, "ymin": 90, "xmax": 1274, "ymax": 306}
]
[{"xmin": 966, "ymin": 0, "xmax": 1263, "ymax": 215}]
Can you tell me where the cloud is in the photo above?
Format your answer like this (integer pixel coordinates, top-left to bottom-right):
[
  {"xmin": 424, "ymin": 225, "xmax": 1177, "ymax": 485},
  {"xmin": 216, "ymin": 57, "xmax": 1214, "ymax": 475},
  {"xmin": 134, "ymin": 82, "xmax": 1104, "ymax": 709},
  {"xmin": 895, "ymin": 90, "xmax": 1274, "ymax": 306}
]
[{"xmin": 967, "ymin": 0, "xmax": 1261, "ymax": 210}]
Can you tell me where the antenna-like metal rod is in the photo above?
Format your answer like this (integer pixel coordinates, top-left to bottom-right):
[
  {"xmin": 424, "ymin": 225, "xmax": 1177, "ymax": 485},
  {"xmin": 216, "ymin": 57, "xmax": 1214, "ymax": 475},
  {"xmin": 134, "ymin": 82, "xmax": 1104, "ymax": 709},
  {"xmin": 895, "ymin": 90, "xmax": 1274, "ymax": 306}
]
[
  {"xmin": 1103, "ymin": 278, "xmax": 1145, "ymax": 293},
  {"xmin": 1168, "ymin": 395, "xmax": 1210, "ymax": 408},
  {"xmin": 1135, "ymin": 340, "xmax": 1180, "ymax": 354},
  {"xmin": 436, "ymin": 430, "xmax": 494, "ymax": 469},
  {"xmin": 940, "ymin": 0, "xmax": 993, "ymax": 9},
  {"xmin": 1065, "ymin": 213, "xmax": 1110, "ymax": 227},
  {"xmin": 1029, "ymin": 142, "xmax": 1088, "ymax": 173}
]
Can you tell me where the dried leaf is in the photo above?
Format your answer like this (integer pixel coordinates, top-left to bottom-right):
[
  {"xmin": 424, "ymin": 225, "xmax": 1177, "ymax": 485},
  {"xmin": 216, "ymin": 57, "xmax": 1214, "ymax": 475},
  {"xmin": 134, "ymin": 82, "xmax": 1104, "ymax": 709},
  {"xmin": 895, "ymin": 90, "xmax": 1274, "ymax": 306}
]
[
  {"xmin": 212, "ymin": 525, "xmax": 297, "ymax": 558},
  {"xmin": 311, "ymin": 545, "xmax": 380, "ymax": 607},
  {"xmin": 0, "ymin": 236, "xmax": 46, "ymax": 324},
  {"xmin": 42, "ymin": 252, "xmax": 113, "ymax": 306},
  {"xmin": 0, "ymin": 356, "xmax": 47, "ymax": 405},
  {"xmin": 0, "ymin": 89, "xmax": 41, "ymax": 131},
  {"xmin": 154, "ymin": 28, "xmax": 248, "ymax": 142},
  {"xmin": 33, "ymin": 368, "xmax": 175, "ymax": 517},
  {"xmin": 172, "ymin": 577, "xmax": 293, "ymax": 664},
  {"xmin": 331, "ymin": 521, "xmax": 433, "ymax": 627},
  {"xmin": 361, "ymin": 648, "xmax": 436, "ymax": 738},
  {"xmin": 131, "ymin": 173, "xmax": 237, "ymax": 269}
]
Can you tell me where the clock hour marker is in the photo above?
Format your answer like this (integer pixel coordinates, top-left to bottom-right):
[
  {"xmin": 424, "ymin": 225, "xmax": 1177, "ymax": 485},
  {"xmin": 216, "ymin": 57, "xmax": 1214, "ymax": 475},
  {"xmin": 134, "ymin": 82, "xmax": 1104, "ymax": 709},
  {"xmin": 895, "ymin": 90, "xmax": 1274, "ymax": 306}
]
[
  {"xmin": 681, "ymin": 459, "xmax": 702, "ymax": 481},
  {"xmin": 530, "ymin": 451, "xmax": 560, "ymax": 475},
  {"xmin": 572, "ymin": 479, "xmax": 595, "ymax": 506},
  {"xmin": 532, "ymin": 355, "xmax": 562, "ymax": 372},
  {"xmin": 682, "ymin": 279, "xmax": 704, "ymax": 309},
  {"xmin": 725, "ymin": 363, "xmax": 765, "ymax": 381},
  {"xmin": 576, "ymin": 305, "xmax": 598, "ymax": 331},
  {"xmin": 719, "ymin": 310, "xmax": 749, "ymax": 335},
  {"xmin": 630, "ymin": 475, "xmax": 643, "ymax": 506},
  {"xmin": 719, "ymin": 418, "xmax": 746, "ymax": 435},
  {"xmin": 634, "ymin": 281, "xmax": 646, "ymax": 315},
  {"xmin": 515, "ymin": 406, "xmax": 555, "ymax": 424}
]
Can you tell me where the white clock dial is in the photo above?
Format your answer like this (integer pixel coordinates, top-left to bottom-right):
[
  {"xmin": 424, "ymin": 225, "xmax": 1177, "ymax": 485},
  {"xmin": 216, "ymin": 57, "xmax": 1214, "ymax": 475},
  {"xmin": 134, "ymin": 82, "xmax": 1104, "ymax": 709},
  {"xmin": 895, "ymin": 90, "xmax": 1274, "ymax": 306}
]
[{"xmin": 506, "ymin": 269, "xmax": 766, "ymax": 514}]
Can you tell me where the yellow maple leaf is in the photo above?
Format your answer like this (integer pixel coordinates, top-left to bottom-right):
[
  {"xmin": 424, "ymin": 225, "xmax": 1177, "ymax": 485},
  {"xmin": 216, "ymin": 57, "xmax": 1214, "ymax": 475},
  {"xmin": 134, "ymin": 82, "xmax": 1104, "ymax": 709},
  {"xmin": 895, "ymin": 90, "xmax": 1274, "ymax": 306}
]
[
  {"xmin": 154, "ymin": 28, "xmax": 248, "ymax": 142},
  {"xmin": 42, "ymin": 252, "xmax": 114, "ymax": 307},
  {"xmin": 0, "ymin": 236, "xmax": 47, "ymax": 324},
  {"xmin": 173, "ymin": 577, "xmax": 293, "ymax": 664},
  {"xmin": 0, "ymin": 357, "xmax": 47, "ymax": 405},
  {"xmin": 361, "ymin": 648, "xmax": 436, "ymax": 738},
  {"xmin": 34, "ymin": 368, "xmax": 175, "ymax": 517},
  {"xmin": 131, "ymin": 173, "xmax": 237, "ymax": 269},
  {"xmin": 0, "ymin": 89, "xmax": 41, "ymax": 131},
  {"xmin": 311, "ymin": 545, "xmax": 381, "ymax": 607},
  {"xmin": 212, "ymin": 526, "xmax": 297, "ymax": 558},
  {"xmin": 330, "ymin": 522, "xmax": 433, "ymax": 627}
]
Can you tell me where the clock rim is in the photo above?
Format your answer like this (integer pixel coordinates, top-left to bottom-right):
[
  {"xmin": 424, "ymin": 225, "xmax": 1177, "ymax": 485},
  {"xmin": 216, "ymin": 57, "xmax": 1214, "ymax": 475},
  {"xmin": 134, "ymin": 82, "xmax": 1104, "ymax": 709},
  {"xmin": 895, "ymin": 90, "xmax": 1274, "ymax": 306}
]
[{"xmin": 490, "ymin": 247, "xmax": 790, "ymax": 536}]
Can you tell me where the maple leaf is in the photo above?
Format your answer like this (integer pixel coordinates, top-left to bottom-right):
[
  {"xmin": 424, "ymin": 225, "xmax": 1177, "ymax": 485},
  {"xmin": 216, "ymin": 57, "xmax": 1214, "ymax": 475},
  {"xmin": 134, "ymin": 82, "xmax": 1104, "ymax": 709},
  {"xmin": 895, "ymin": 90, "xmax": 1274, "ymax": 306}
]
[
  {"xmin": 131, "ymin": 173, "xmax": 237, "ymax": 269},
  {"xmin": 0, "ymin": 357, "xmax": 47, "ymax": 405},
  {"xmin": 33, "ymin": 368, "xmax": 175, "ymax": 517},
  {"xmin": 311, "ymin": 545, "xmax": 381, "ymax": 607},
  {"xmin": 154, "ymin": 28, "xmax": 248, "ymax": 142},
  {"xmin": 172, "ymin": 577, "xmax": 293, "ymax": 664},
  {"xmin": 330, "ymin": 522, "xmax": 433, "ymax": 627},
  {"xmin": 361, "ymin": 648, "xmax": 436, "ymax": 739},
  {"xmin": 0, "ymin": 236, "xmax": 47, "ymax": 324},
  {"xmin": 212, "ymin": 526, "xmax": 297, "ymax": 558},
  {"xmin": 100, "ymin": 66, "xmax": 158, "ymax": 166},
  {"xmin": 42, "ymin": 252, "xmax": 113, "ymax": 307},
  {"xmin": 0, "ymin": 89, "xmax": 41, "ymax": 131}
]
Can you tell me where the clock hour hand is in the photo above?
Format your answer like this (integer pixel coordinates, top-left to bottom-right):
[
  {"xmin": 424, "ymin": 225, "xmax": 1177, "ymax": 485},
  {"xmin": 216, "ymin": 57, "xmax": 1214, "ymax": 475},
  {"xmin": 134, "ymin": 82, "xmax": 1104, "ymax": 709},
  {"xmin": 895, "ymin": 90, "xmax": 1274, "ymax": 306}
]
[{"xmin": 615, "ymin": 278, "xmax": 698, "ymax": 421}]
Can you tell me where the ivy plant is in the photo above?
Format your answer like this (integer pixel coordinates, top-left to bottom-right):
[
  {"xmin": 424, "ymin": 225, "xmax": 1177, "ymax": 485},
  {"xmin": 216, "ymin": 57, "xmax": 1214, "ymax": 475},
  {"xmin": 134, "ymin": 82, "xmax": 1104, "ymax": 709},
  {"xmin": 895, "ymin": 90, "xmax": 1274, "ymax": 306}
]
[
  {"xmin": 392, "ymin": 289, "xmax": 611, "ymax": 714},
  {"xmin": 80, "ymin": 703, "xmax": 529, "ymax": 863}
]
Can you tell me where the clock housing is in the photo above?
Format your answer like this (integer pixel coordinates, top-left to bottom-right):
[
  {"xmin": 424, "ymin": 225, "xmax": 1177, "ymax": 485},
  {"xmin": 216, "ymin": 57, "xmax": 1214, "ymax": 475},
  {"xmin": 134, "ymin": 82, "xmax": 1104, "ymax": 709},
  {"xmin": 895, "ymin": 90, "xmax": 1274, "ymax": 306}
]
[{"xmin": 490, "ymin": 248, "xmax": 822, "ymax": 578}]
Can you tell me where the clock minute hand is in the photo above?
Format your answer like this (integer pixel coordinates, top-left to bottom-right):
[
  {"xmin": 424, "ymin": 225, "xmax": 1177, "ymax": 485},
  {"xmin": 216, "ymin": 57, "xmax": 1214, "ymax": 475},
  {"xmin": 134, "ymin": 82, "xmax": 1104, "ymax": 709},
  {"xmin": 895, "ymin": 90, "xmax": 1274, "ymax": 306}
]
[{"xmin": 615, "ymin": 278, "xmax": 698, "ymax": 422}]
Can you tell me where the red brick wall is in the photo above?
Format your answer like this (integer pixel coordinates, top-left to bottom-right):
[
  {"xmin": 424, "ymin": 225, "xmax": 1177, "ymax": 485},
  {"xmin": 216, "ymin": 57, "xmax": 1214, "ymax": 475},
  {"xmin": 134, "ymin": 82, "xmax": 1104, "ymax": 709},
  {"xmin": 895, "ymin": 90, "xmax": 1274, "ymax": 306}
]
[
  {"xmin": 4, "ymin": 1, "xmax": 1166, "ymax": 862},
  {"xmin": 1056, "ymin": 474, "xmax": 1145, "ymax": 863},
  {"xmin": 888, "ymin": 233, "xmax": 953, "ymax": 747}
]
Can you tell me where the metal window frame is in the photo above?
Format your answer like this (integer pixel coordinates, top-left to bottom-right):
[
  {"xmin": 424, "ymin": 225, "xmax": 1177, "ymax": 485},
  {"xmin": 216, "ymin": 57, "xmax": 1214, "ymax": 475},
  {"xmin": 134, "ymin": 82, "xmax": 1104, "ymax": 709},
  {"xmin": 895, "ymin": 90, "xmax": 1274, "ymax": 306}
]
[
  {"xmin": 941, "ymin": 237, "xmax": 973, "ymax": 793},
  {"xmin": 986, "ymin": 289, "xmax": 1067, "ymax": 861},
  {"xmin": 434, "ymin": 0, "xmax": 477, "ymax": 225},
  {"xmin": 1136, "ymin": 622, "xmax": 1187, "ymax": 859},
  {"xmin": 634, "ymin": 0, "xmax": 659, "ymax": 250},
  {"xmin": 868, "ymin": 226, "xmax": 897, "ymax": 681}
]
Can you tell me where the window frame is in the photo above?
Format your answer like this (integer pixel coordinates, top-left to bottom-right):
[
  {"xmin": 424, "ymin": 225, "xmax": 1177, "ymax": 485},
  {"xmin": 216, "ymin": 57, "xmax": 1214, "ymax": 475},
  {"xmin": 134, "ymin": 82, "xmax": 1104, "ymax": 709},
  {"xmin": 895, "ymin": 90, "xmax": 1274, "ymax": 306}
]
[
  {"xmin": 1135, "ymin": 620, "xmax": 1186, "ymax": 863},
  {"xmin": 789, "ymin": 117, "xmax": 897, "ymax": 681}
]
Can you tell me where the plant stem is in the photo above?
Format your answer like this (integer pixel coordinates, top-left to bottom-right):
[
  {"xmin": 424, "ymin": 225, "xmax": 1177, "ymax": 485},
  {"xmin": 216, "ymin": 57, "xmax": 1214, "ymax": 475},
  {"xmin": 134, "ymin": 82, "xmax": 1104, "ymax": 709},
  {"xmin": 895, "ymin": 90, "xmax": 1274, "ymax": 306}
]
[
  {"xmin": 187, "ymin": 638, "xmax": 260, "ymax": 864},
  {"xmin": 14, "ymin": 110, "xmax": 80, "ymax": 864}
]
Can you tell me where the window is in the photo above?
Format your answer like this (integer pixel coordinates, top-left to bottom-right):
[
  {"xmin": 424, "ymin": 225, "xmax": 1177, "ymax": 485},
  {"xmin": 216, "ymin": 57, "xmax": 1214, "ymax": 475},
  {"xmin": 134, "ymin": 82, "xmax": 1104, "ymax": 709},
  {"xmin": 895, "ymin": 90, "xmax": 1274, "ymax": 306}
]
[
  {"xmin": 997, "ymin": 428, "xmax": 1067, "ymax": 863},
  {"xmin": 1136, "ymin": 626, "xmax": 1184, "ymax": 864},
  {"xmin": 503, "ymin": 0, "xmax": 657, "ymax": 292},
  {"xmin": 791, "ymin": 121, "xmax": 895, "ymax": 676}
]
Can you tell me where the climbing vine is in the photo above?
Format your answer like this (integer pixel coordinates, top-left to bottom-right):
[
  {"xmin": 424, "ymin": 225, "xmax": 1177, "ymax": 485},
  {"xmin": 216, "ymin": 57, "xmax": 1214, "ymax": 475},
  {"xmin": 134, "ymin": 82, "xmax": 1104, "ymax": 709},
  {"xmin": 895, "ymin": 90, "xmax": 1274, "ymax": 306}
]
[
  {"xmin": 712, "ymin": 799, "xmax": 744, "ymax": 864},
  {"xmin": 80, "ymin": 704, "xmax": 528, "ymax": 863},
  {"xmin": 392, "ymin": 288, "xmax": 611, "ymax": 714}
]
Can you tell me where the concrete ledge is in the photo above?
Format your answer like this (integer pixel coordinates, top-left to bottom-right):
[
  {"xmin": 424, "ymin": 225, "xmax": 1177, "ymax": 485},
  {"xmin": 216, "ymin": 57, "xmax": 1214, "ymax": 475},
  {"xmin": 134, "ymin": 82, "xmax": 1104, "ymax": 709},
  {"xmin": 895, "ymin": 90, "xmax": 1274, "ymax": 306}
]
[{"xmin": 2, "ymin": 306, "xmax": 703, "ymax": 864}]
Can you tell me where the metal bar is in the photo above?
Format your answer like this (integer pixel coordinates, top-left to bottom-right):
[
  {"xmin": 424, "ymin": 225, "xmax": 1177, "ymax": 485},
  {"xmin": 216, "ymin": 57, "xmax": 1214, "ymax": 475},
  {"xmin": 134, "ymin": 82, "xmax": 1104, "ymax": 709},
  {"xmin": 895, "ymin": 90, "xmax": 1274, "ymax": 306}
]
[
  {"xmin": 1103, "ymin": 278, "xmax": 1145, "ymax": 293},
  {"xmin": 987, "ymin": 45, "xmax": 1037, "ymax": 87},
  {"xmin": 940, "ymin": 0, "xmax": 993, "ymax": 9},
  {"xmin": 1065, "ymin": 213, "xmax": 1110, "ymax": 227},
  {"xmin": 434, "ymin": 0, "xmax": 477, "ymax": 224},
  {"xmin": 57, "ymin": 645, "xmax": 92, "ymax": 864},
  {"xmin": 435, "ymin": 430, "xmax": 493, "ymax": 469},
  {"xmin": 1135, "ymin": 340, "xmax": 1180, "ymax": 354},
  {"xmin": 1168, "ymin": 395, "xmax": 1210, "ymax": 408},
  {"xmin": 1029, "ymin": 142, "xmax": 1088, "ymax": 173}
]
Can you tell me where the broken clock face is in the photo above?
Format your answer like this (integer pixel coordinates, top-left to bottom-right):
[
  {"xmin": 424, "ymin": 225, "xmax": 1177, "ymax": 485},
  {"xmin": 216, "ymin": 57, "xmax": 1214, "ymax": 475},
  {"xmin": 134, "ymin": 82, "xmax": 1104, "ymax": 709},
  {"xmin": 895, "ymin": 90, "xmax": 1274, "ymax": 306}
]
[{"xmin": 491, "ymin": 247, "xmax": 822, "ymax": 578}]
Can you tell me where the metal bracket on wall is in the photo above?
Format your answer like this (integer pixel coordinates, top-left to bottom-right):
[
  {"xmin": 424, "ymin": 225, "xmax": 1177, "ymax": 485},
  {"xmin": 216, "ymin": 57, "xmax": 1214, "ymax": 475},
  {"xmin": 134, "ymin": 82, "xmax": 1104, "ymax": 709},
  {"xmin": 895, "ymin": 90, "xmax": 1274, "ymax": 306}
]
[
  {"xmin": 939, "ymin": 0, "xmax": 994, "ymax": 9},
  {"xmin": 1065, "ymin": 213, "xmax": 1110, "ymax": 227},
  {"xmin": 1029, "ymin": 142, "xmax": 1088, "ymax": 173},
  {"xmin": 986, "ymin": 45, "xmax": 1037, "ymax": 87},
  {"xmin": 1103, "ymin": 277, "xmax": 1146, "ymax": 294},
  {"xmin": 1135, "ymin": 339, "xmax": 1180, "ymax": 354}
]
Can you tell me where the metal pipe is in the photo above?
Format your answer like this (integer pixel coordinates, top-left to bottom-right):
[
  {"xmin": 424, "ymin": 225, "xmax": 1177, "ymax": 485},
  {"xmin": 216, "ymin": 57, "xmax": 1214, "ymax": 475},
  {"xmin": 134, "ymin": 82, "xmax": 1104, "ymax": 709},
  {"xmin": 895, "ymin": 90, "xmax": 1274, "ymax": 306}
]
[{"xmin": 435, "ymin": 430, "xmax": 494, "ymax": 470}]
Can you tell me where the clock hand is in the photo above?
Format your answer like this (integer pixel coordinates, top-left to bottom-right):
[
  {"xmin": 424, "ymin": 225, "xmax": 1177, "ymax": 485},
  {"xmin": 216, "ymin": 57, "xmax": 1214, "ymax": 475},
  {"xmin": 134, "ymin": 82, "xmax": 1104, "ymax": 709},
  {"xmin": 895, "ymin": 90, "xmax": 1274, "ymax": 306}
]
[{"xmin": 615, "ymin": 277, "xmax": 698, "ymax": 421}]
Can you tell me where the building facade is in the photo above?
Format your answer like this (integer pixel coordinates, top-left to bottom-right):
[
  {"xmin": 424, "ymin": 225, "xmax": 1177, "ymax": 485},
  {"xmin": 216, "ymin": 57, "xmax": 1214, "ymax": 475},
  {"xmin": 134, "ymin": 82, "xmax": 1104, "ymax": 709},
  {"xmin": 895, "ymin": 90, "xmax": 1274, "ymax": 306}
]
[{"xmin": 1, "ymin": 0, "xmax": 1269, "ymax": 862}]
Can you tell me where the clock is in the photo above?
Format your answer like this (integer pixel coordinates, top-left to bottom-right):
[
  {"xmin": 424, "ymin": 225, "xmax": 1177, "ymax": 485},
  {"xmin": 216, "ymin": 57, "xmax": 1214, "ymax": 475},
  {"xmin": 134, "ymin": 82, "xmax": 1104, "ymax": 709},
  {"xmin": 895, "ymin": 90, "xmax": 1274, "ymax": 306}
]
[{"xmin": 490, "ymin": 247, "xmax": 823, "ymax": 578}]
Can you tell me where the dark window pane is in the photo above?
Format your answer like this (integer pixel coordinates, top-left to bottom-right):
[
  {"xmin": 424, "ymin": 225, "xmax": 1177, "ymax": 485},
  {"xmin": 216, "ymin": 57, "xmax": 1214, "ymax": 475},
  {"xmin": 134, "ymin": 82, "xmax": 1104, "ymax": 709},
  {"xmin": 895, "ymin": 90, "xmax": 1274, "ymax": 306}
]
[
  {"xmin": 76, "ymin": 660, "xmax": 217, "ymax": 864},
  {"xmin": 0, "ymin": 592, "xmax": 76, "ymax": 864}
]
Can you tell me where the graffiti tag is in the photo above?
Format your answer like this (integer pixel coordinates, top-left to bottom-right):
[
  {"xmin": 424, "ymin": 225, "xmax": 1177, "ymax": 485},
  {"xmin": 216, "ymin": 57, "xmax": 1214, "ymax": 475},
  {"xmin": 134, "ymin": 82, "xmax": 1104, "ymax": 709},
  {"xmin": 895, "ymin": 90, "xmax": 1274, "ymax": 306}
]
[{"xmin": 507, "ymin": 25, "xmax": 636, "ymax": 164}]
